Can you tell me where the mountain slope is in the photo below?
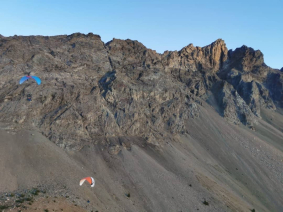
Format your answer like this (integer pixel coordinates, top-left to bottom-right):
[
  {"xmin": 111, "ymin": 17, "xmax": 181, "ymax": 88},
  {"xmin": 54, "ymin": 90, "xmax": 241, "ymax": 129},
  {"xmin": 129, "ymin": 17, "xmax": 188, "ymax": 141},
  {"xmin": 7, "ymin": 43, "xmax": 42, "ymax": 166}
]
[
  {"xmin": 0, "ymin": 33, "xmax": 282, "ymax": 211},
  {"xmin": 1, "ymin": 102, "xmax": 283, "ymax": 211},
  {"xmin": 0, "ymin": 33, "xmax": 282, "ymax": 146}
]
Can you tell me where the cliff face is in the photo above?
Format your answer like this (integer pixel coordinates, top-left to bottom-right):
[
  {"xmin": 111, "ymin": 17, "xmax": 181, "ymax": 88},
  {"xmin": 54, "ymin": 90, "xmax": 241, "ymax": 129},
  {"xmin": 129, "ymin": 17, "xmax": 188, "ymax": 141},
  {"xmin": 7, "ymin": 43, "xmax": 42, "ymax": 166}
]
[{"xmin": 0, "ymin": 33, "xmax": 282, "ymax": 148}]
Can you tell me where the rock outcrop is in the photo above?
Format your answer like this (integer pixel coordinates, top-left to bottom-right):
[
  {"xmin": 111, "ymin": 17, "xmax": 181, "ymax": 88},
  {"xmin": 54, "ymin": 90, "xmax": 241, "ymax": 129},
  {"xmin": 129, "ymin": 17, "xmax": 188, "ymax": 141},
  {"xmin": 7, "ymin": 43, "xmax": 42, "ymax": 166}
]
[{"xmin": 0, "ymin": 33, "xmax": 282, "ymax": 148}]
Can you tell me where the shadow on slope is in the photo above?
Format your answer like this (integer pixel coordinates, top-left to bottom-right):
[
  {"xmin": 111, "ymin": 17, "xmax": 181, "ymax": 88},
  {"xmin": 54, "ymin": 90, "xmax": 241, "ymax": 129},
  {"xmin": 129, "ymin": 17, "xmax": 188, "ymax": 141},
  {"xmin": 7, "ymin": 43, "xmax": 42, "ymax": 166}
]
[
  {"xmin": 185, "ymin": 103, "xmax": 283, "ymax": 212},
  {"xmin": 1, "ymin": 103, "xmax": 283, "ymax": 211}
]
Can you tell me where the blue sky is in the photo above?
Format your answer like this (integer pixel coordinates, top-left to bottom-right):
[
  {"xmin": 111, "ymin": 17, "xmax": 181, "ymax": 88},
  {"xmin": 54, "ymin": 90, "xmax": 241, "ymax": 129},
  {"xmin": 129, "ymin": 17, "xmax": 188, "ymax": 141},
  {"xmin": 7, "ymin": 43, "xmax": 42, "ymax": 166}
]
[{"xmin": 1, "ymin": 0, "xmax": 282, "ymax": 69}]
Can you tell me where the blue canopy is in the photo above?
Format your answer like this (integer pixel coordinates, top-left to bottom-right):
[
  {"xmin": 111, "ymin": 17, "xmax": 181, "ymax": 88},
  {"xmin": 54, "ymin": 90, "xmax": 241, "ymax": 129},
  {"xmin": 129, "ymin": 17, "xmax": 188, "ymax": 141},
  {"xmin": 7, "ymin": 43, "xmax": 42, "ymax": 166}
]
[{"xmin": 19, "ymin": 76, "xmax": 41, "ymax": 85}]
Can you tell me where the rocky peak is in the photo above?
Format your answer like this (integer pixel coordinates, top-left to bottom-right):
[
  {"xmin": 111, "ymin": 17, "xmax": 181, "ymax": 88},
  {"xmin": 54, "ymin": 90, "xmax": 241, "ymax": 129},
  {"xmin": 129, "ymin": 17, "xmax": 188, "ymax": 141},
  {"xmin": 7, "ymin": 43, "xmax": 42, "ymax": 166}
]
[
  {"xmin": 64, "ymin": 32, "xmax": 102, "ymax": 44},
  {"xmin": 228, "ymin": 45, "xmax": 264, "ymax": 72},
  {"xmin": 105, "ymin": 38, "xmax": 154, "ymax": 72},
  {"xmin": 67, "ymin": 32, "xmax": 101, "ymax": 39},
  {"xmin": 202, "ymin": 38, "xmax": 228, "ymax": 71},
  {"xmin": 162, "ymin": 39, "xmax": 228, "ymax": 73}
]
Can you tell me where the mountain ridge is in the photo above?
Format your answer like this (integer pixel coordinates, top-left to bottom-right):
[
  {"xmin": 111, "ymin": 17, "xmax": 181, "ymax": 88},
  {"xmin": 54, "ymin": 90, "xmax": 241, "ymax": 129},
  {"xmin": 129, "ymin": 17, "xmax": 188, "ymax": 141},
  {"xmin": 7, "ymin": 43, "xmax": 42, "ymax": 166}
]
[
  {"xmin": 0, "ymin": 32, "xmax": 283, "ymax": 211},
  {"xmin": 0, "ymin": 32, "xmax": 282, "ymax": 148}
]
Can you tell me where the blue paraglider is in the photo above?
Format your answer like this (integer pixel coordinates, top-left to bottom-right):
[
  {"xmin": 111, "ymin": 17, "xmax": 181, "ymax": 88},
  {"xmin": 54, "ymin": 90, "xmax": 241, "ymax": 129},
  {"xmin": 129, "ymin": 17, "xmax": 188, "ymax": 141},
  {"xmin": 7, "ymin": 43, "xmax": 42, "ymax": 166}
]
[
  {"xmin": 19, "ymin": 75, "xmax": 41, "ymax": 102},
  {"xmin": 19, "ymin": 76, "xmax": 41, "ymax": 85}
]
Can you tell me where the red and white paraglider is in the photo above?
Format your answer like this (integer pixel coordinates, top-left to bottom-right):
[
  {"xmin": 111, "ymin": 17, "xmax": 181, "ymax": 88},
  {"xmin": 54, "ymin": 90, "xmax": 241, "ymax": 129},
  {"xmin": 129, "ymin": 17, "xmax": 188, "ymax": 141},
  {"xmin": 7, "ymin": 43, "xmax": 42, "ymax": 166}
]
[{"xmin": 80, "ymin": 177, "xmax": 95, "ymax": 187}]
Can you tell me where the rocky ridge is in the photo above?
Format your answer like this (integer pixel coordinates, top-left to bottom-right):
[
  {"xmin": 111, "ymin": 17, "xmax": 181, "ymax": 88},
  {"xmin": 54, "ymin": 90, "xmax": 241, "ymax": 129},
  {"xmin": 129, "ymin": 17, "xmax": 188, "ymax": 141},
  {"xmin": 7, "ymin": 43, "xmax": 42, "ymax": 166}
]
[{"xmin": 0, "ymin": 33, "xmax": 282, "ymax": 149}]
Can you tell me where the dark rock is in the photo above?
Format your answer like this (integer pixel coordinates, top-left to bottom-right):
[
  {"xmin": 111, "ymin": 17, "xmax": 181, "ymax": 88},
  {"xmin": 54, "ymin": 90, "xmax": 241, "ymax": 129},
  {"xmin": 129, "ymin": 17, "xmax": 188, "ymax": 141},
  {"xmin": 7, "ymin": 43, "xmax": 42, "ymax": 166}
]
[{"xmin": 0, "ymin": 34, "xmax": 281, "ymax": 149}]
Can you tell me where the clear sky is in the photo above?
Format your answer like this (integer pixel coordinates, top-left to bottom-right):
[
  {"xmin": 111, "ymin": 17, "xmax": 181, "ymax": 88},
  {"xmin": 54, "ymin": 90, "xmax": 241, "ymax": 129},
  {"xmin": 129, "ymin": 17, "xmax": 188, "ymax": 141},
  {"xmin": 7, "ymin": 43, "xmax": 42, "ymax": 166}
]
[{"xmin": 1, "ymin": 0, "xmax": 282, "ymax": 69}]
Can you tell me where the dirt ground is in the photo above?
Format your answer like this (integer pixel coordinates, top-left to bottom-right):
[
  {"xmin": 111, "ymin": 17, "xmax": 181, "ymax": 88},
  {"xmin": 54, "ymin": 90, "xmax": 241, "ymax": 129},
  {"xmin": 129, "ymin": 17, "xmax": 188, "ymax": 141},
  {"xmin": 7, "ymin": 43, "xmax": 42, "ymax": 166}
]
[
  {"xmin": 4, "ymin": 197, "xmax": 86, "ymax": 212},
  {"xmin": 0, "ymin": 102, "xmax": 283, "ymax": 212}
]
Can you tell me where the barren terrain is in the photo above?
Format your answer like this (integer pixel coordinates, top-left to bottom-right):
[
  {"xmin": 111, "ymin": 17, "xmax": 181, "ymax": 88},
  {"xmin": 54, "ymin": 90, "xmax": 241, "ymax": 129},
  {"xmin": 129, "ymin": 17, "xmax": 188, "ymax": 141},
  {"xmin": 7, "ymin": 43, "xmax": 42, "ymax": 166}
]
[{"xmin": 0, "ymin": 33, "xmax": 282, "ymax": 211}]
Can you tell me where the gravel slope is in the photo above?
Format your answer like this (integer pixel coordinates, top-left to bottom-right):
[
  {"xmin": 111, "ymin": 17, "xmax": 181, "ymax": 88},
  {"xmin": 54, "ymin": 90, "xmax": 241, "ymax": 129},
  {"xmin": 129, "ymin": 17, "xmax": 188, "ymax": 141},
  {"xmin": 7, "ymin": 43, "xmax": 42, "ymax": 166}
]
[{"xmin": 0, "ymin": 103, "xmax": 283, "ymax": 212}]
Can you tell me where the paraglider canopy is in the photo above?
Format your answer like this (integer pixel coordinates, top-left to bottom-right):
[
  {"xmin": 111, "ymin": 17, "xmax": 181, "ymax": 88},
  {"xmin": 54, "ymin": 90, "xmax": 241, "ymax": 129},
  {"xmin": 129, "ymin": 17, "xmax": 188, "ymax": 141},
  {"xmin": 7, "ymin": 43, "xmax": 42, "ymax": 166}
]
[
  {"xmin": 80, "ymin": 177, "xmax": 95, "ymax": 187},
  {"xmin": 19, "ymin": 76, "xmax": 41, "ymax": 85}
]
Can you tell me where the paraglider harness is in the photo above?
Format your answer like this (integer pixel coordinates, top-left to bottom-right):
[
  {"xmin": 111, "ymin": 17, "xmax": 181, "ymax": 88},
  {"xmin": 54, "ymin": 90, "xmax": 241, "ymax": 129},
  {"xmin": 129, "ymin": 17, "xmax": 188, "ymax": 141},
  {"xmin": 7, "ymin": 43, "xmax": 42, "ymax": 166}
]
[{"xmin": 27, "ymin": 94, "xmax": 32, "ymax": 101}]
